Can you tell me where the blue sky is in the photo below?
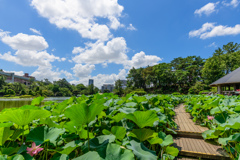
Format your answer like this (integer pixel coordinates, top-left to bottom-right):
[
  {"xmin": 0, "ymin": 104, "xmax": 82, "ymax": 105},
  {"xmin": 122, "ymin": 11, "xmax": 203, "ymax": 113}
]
[{"xmin": 0, "ymin": 0, "xmax": 240, "ymax": 87}]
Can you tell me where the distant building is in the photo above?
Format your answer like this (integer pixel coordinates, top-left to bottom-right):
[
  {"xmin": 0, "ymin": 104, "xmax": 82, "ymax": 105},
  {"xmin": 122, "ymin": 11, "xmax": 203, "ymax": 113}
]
[
  {"xmin": 101, "ymin": 84, "xmax": 114, "ymax": 92},
  {"xmin": 89, "ymin": 79, "xmax": 94, "ymax": 86},
  {"xmin": 0, "ymin": 71, "xmax": 36, "ymax": 85}
]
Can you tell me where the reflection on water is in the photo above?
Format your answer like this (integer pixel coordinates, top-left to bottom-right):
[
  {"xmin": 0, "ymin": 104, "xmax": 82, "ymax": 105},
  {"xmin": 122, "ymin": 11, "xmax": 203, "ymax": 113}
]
[{"xmin": 0, "ymin": 97, "xmax": 71, "ymax": 111}]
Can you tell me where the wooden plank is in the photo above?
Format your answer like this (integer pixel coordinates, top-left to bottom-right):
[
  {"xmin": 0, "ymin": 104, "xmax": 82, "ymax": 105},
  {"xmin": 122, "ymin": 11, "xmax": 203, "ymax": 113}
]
[{"xmin": 174, "ymin": 137, "xmax": 229, "ymax": 159}]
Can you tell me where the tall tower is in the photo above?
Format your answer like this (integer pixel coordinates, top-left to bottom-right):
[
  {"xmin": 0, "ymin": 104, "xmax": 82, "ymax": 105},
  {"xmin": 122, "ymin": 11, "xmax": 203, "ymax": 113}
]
[{"xmin": 89, "ymin": 79, "xmax": 94, "ymax": 86}]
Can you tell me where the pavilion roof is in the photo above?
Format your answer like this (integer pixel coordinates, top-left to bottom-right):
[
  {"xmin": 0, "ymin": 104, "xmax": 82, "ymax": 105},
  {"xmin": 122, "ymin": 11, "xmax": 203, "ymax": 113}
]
[{"xmin": 210, "ymin": 67, "xmax": 240, "ymax": 86}]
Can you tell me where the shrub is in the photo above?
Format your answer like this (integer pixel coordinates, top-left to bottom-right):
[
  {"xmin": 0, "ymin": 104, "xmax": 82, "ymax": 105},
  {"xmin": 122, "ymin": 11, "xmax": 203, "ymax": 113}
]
[
  {"xmin": 19, "ymin": 95, "xmax": 33, "ymax": 98},
  {"xmin": 172, "ymin": 92, "xmax": 181, "ymax": 95}
]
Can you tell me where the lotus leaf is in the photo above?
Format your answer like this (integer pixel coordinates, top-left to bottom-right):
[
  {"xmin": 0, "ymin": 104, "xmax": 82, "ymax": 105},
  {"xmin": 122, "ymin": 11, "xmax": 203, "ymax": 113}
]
[
  {"xmin": 27, "ymin": 126, "xmax": 65, "ymax": 145},
  {"xmin": 127, "ymin": 140, "xmax": 157, "ymax": 160},
  {"xmin": 64, "ymin": 103, "xmax": 105, "ymax": 125},
  {"xmin": 73, "ymin": 151, "xmax": 101, "ymax": 160},
  {"xmin": 126, "ymin": 110, "xmax": 159, "ymax": 128},
  {"xmin": 31, "ymin": 97, "xmax": 44, "ymax": 106},
  {"xmin": 0, "ymin": 109, "xmax": 51, "ymax": 126},
  {"xmin": 165, "ymin": 146, "xmax": 179, "ymax": 157},
  {"xmin": 0, "ymin": 127, "xmax": 14, "ymax": 146},
  {"xmin": 105, "ymin": 143, "xmax": 134, "ymax": 160},
  {"xmin": 128, "ymin": 129, "xmax": 154, "ymax": 142}
]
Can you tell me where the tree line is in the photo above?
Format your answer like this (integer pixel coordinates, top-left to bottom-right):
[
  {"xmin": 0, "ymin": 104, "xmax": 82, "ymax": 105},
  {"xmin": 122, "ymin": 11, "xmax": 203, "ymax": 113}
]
[
  {"xmin": 125, "ymin": 42, "xmax": 240, "ymax": 94},
  {"xmin": 1, "ymin": 42, "xmax": 239, "ymax": 97},
  {"xmin": 0, "ymin": 77, "xmax": 99, "ymax": 97}
]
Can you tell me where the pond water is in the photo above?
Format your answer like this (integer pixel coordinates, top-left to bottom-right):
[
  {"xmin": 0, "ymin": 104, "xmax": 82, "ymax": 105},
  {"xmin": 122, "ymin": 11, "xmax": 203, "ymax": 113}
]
[{"xmin": 0, "ymin": 97, "xmax": 71, "ymax": 111}]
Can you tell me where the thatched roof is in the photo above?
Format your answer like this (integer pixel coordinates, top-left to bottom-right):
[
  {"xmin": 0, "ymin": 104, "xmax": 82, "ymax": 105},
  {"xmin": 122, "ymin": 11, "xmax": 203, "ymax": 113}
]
[{"xmin": 210, "ymin": 67, "xmax": 240, "ymax": 86}]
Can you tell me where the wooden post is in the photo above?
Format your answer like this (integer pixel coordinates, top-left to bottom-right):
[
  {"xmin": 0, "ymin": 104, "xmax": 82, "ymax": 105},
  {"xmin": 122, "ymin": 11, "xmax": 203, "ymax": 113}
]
[
  {"xmin": 217, "ymin": 85, "xmax": 221, "ymax": 94},
  {"xmin": 234, "ymin": 84, "xmax": 236, "ymax": 91}
]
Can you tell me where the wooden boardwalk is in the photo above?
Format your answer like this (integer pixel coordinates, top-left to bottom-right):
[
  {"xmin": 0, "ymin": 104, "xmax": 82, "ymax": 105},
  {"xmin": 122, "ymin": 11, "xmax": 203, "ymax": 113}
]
[{"xmin": 173, "ymin": 104, "xmax": 230, "ymax": 160}]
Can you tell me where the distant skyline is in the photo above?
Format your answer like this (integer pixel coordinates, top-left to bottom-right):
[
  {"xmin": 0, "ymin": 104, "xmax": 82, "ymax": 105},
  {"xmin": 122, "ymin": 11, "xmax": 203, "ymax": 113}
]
[{"xmin": 0, "ymin": 0, "xmax": 240, "ymax": 88}]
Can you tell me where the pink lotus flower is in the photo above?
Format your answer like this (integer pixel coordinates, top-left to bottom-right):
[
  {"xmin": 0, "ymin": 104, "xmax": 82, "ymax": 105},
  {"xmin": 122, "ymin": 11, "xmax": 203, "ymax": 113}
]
[
  {"xmin": 207, "ymin": 115, "xmax": 214, "ymax": 120},
  {"xmin": 26, "ymin": 142, "xmax": 44, "ymax": 156}
]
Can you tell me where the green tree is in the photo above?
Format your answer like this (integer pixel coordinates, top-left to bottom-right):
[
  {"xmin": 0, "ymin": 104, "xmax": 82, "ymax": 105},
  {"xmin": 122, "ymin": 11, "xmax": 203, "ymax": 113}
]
[{"xmin": 114, "ymin": 79, "xmax": 123, "ymax": 96}]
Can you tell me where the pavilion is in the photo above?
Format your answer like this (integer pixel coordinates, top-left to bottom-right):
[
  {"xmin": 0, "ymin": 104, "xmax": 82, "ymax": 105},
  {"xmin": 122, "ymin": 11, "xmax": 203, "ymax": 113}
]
[{"xmin": 210, "ymin": 67, "xmax": 240, "ymax": 95}]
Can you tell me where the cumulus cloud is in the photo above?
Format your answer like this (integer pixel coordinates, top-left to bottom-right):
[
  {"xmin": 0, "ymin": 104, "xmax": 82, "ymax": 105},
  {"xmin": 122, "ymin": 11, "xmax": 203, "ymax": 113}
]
[
  {"xmin": 1, "ymin": 33, "xmax": 48, "ymax": 51},
  {"xmin": 127, "ymin": 24, "xmax": 137, "ymax": 31},
  {"xmin": 72, "ymin": 64, "xmax": 95, "ymax": 78},
  {"xmin": 61, "ymin": 70, "xmax": 73, "ymax": 79},
  {"xmin": 72, "ymin": 37, "xmax": 128, "ymax": 64},
  {"xmin": 31, "ymin": 66, "xmax": 62, "ymax": 81},
  {"xmin": 31, "ymin": 0, "xmax": 124, "ymax": 41},
  {"xmin": 194, "ymin": 2, "xmax": 219, "ymax": 16},
  {"xmin": 71, "ymin": 69, "xmax": 127, "ymax": 88},
  {"xmin": 189, "ymin": 22, "xmax": 240, "ymax": 39},
  {"xmin": 30, "ymin": 28, "xmax": 42, "ymax": 35},
  {"xmin": 0, "ymin": 30, "xmax": 66, "ymax": 82},
  {"xmin": 223, "ymin": 0, "xmax": 240, "ymax": 7},
  {"xmin": 125, "ymin": 51, "xmax": 162, "ymax": 69},
  {"xmin": 3, "ymin": 70, "xmax": 24, "ymax": 76},
  {"xmin": 0, "ymin": 50, "xmax": 60, "ymax": 67}
]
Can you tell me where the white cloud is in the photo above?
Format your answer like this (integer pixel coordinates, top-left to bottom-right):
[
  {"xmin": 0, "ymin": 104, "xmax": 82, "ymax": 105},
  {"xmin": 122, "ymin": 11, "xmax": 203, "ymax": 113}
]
[
  {"xmin": 61, "ymin": 57, "xmax": 66, "ymax": 61},
  {"xmin": 72, "ymin": 64, "xmax": 95, "ymax": 77},
  {"xmin": 109, "ymin": 16, "xmax": 124, "ymax": 30},
  {"xmin": 0, "ymin": 50, "xmax": 60, "ymax": 67},
  {"xmin": 1, "ymin": 33, "xmax": 48, "ymax": 51},
  {"xmin": 194, "ymin": 2, "xmax": 219, "ymax": 16},
  {"xmin": 31, "ymin": 0, "xmax": 124, "ymax": 41},
  {"xmin": 189, "ymin": 22, "xmax": 240, "ymax": 39},
  {"xmin": 31, "ymin": 66, "xmax": 62, "ymax": 81},
  {"xmin": 125, "ymin": 51, "xmax": 162, "ymax": 69},
  {"xmin": 71, "ymin": 69, "xmax": 127, "ymax": 88},
  {"xmin": 0, "ymin": 30, "xmax": 66, "ymax": 82},
  {"xmin": 61, "ymin": 70, "xmax": 73, "ymax": 79},
  {"xmin": 223, "ymin": 0, "xmax": 240, "ymax": 7},
  {"xmin": 30, "ymin": 28, "xmax": 42, "ymax": 35},
  {"xmin": 72, "ymin": 37, "xmax": 128, "ymax": 64},
  {"xmin": 207, "ymin": 42, "xmax": 217, "ymax": 48},
  {"xmin": 3, "ymin": 70, "xmax": 24, "ymax": 76},
  {"xmin": 127, "ymin": 24, "xmax": 137, "ymax": 31}
]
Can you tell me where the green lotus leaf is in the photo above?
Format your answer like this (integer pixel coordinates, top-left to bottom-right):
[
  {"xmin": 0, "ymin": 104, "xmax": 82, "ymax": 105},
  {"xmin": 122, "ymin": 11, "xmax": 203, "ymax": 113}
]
[
  {"xmin": 127, "ymin": 140, "xmax": 157, "ymax": 160},
  {"xmin": 148, "ymin": 137, "xmax": 163, "ymax": 145},
  {"xmin": 31, "ymin": 96, "xmax": 44, "ymax": 106},
  {"xmin": 0, "ymin": 127, "xmax": 14, "ymax": 146},
  {"xmin": 105, "ymin": 143, "xmax": 134, "ymax": 160},
  {"xmin": 119, "ymin": 107, "xmax": 137, "ymax": 114},
  {"xmin": 58, "ymin": 141, "xmax": 83, "ymax": 155},
  {"xmin": 232, "ymin": 133, "xmax": 240, "ymax": 142},
  {"xmin": 133, "ymin": 96, "xmax": 147, "ymax": 104},
  {"xmin": 0, "ymin": 123, "xmax": 13, "ymax": 128},
  {"xmin": 0, "ymin": 109, "xmax": 51, "ymax": 126},
  {"xmin": 126, "ymin": 110, "xmax": 159, "ymax": 128},
  {"xmin": 1, "ymin": 147, "xmax": 20, "ymax": 155},
  {"xmin": 10, "ymin": 154, "xmax": 25, "ymax": 160},
  {"xmin": 64, "ymin": 103, "xmax": 105, "ymax": 125},
  {"xmin": 73, "ymin": 151, "xmax": 101, "ymax": 160},
  {"xmin": 111, "ymin": 126, "xmax": 126, "ymax": 141},
  {"xmin": 124, "ymin": 102, "xmax": 137, "ymax": 108},
  {"xmin": 165, "ymin": 146, "xmax": 179, "ymax": 157},
  {"xmin": 128, "ymin": 129, "xmax": 154, "ymax": 142},
  {"xmin": 202, "ymin": 130, "xmax": 220, "ymax": 139},
  {"xmin": 158, "ymin": 132, "xmax": 174, "ymax": 147},
  {"xmin": 51, "ymin": 153, "xmax": 68, "ymax": 160},
  {"xmin": 218, "ymin": 135, "xmax": 233, "ymax": 146},
  {"xmin": 110, "ymin": 113, "xmax": 126, "ymax": 122},
  {"xmin": 27, "ymin": 126, "xmax": 65, "ymax": 145}
]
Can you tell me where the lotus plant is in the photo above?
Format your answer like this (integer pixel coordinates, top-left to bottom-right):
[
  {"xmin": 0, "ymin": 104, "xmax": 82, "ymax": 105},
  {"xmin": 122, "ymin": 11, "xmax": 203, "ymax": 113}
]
[{"xmin": 26, "ymin": 142, "xmax": 44, "ymax": 157}]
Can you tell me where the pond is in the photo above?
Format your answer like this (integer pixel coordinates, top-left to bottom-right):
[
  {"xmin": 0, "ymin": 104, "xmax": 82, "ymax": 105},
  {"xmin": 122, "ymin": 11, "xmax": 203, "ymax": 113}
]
[{"xmin": 0, "ymin": 97, "xmax": 71, "ymax": 111}]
